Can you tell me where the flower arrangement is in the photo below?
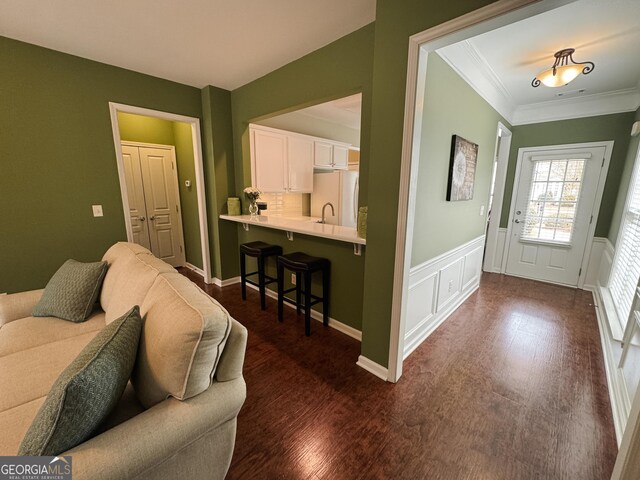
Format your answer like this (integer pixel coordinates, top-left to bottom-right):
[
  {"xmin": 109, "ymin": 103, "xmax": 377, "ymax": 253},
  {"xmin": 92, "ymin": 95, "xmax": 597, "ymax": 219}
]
[{"xmin": 243, "ymin": 187, "xmax": 261, "ymax": 202}]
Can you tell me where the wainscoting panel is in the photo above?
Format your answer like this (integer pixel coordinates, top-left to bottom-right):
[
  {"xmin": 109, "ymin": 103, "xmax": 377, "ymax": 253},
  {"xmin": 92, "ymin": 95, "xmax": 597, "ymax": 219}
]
[{"xmin": 404, "ymin": 235, "xmax": 485, "ymax": 359}]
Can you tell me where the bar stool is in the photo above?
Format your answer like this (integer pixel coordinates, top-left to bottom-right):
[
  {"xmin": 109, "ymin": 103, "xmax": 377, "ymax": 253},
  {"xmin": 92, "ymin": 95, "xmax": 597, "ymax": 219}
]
[
  {"xmin": 277, "ymin": 252, "xmax": 330, "ymax": 336},
  {"xmin": 240, "ymin": 241, "xmax": 283, "ymax": 310}
]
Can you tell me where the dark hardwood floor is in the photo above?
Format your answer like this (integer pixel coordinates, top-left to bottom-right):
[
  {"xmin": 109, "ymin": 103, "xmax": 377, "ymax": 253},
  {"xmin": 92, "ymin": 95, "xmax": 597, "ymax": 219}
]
[{"xmin": 180, "ymin": 269, "xmax": 618, "ymax": 479}]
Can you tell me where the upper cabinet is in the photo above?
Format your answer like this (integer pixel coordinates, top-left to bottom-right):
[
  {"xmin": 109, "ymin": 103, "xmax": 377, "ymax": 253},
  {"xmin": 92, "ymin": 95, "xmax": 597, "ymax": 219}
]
[{"xmin": 250, "ymin": 124, "xmax": 351, "ymax": 193}]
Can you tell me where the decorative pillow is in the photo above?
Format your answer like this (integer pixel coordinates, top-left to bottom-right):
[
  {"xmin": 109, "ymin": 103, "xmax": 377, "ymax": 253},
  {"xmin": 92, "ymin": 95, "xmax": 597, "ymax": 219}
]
[
  {"xmin": 18, "ymin": 306, "xmax": 143, "ymax": 456},
  {"xmin": 33, "ymin": 259, "xmax": 108, "ymax": 323}
]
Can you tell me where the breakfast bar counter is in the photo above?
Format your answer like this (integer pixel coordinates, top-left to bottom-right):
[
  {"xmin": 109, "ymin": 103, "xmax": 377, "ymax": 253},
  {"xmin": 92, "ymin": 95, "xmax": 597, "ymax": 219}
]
[{"xmin": 220, "ymin": 214, "xmax": 365, "ymax": 253}]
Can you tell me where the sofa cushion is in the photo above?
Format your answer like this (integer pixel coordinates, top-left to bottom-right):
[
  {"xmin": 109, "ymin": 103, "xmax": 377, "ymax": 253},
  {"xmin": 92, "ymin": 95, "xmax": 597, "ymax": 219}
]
[
  {"xmin": 100, "ymin": 243, "xmax": 175, "ymax": 325},
  {"xmin": 0, "ymin": 332, "xmax": 99, "ymax": 414},
  {"xmin": 33, "ymin": 259, "xmax": 108, "ymax": 323},
  {"xmin": 0, "ymin": 398, "xmax": 46, "ymax": 456},
  {"xmin": 0, "ymin": 312, "xmax": 106, "ymax": 358},
  {"xmin": 133, "ymin": 273, "xmax": 231, "ymax": 408},
  {"xmin": 18, "ymin": 306, "xmax": 143, "ymax": 456}
]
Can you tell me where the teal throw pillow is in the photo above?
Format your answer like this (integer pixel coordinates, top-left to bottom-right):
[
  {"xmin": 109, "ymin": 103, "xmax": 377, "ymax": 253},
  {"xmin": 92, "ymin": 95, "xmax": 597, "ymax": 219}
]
[
  {"xmin": 33, "ymin": 259, "xmax": 108, "ymax": 322},
  {"xmin": 18, "ymin": 306, "xmax": 143, "ymax": 456}
]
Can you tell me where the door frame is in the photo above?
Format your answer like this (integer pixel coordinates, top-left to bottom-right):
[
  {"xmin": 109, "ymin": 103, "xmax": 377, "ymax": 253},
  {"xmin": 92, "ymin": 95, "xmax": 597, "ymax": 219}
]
[
  {"xmin": 387, "ymin": 0, "xmax": 576, "ymax": 383},
  {"xmin": 483, "ymin": 122, "xmax": 512, "ymax": 273},
  {"xmin": 500, "ymin": 141, "xmax": 614, "ymax": 288},
  {"xmin": 108, "ymin": 102, "xmax": 213, "ymax": 283},
  {"xmin": 121, "ymin": 140, "xmax": 187, "ymax": 267}
]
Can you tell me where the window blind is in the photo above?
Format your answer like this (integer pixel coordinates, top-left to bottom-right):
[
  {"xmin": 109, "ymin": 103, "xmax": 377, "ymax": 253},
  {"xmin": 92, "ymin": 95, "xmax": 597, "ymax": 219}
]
[{"xmin": 609, "ymin": 146, "xmax": 640, "ymax": 329}]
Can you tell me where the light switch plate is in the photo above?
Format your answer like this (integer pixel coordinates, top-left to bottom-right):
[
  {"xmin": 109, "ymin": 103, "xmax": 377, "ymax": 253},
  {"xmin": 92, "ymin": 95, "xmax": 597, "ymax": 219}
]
[{"xmin": 92, "ymin": 205, "xmax": 103, "ymax": 217}]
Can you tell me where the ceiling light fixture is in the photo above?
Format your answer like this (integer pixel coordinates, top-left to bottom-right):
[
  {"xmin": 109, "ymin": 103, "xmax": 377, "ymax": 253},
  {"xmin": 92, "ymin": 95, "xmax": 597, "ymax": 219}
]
[{"xmin": 531, "ymin": 48, "xmax": 594, "ymax": 88}]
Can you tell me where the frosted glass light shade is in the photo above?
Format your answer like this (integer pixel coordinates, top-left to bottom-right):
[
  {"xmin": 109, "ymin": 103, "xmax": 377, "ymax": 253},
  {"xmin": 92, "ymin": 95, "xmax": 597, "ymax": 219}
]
[{"xmin": 536, "ymin": 64, "xmax": 583, "ymax": 87}]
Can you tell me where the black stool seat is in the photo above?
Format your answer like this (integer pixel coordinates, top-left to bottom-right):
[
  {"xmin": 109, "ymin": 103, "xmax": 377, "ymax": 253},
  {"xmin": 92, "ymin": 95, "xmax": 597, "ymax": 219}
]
[
  {"xmin": 277, "ymin": 252, "xmax": 330, "ymax": 336},
  {"xmin": 277, "ymin": 252, "xmax": 329, "ymax": 272},
  {"xmin": 240, "ymin": 241, "xmax": 283, "ymax": 257},
  {"xmin": 239, "ymin": 242, "xmax": 283, "ymax": 310}
]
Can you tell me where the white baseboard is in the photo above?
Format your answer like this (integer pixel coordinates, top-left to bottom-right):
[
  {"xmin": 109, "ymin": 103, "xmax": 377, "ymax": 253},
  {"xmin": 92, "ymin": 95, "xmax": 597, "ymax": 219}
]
[
  {"xmin": 356, "ymin": 355, "xmax": 388, "ymax": 381},
  {"xmin": 245, "ymin": 283, "xmax": 362, "ymax": 341},
  {"xmin": 184, "ymin": 262, "xmax": 205, "ymax": 277},
  {"xmin": 404, "ymin": 235, "xmax": 485, "ymax": 359},
  {"xmin": 212, "ymin": 276, "xmax": 241, "ymax": 288},
  {"xmin": 592, "ymin": 285, "xmax": 630, "ymax": 445}
]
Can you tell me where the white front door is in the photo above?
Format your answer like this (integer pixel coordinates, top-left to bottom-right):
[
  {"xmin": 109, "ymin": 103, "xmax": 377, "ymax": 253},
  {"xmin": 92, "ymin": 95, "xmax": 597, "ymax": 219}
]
[
  {"xmin": 505, "ymin": 145, "xmax": 607, "ymax": 286},
  {"xmin": 121, "ymin": 143, "xmax": 186, "ymax": 267},
  {"xmin": 121, "ymin": 145, "xmax": 151, "ymax": 250}
]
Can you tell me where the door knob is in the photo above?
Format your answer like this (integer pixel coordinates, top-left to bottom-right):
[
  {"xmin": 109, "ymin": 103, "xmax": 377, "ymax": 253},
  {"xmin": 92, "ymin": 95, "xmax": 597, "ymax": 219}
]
[
  {"xmin": 516, "ymin": 210, "xmax": 522, "ymax": 215},
  {"xmin": 514, "ymin": 219, "xmax": 521, "ymax": 223},
  {"xmin": 150, "ymin": 216, "xmax": 156, "ymax": 221},
  {"xmin": 139, "ymin": 216, "xmax": 146, "ymax": 222}
]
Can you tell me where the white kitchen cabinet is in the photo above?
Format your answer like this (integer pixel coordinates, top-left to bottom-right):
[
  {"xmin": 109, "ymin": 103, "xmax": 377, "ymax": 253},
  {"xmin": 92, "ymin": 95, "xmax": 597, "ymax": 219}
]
[
  {"xmin": 313, "ymin": 141, "xmax": 350, "ymax": 170},
  {"xmin": 314, "ymin": 141, "xmax": 334, "ymax": 169},
  {"xmin": 332, "ymin": 145, "xmax": 349, "ymax": 170},
  {"xmin": 287, "ymin": 136, "xmax": 314, "ymax": 193},
  {"xmin": 251, "ymin": 127, "xmax": 287, "ymax": 192},
  {"xmin": 250, "ymin": 125, "xmax": 314, "ymax": 193}
]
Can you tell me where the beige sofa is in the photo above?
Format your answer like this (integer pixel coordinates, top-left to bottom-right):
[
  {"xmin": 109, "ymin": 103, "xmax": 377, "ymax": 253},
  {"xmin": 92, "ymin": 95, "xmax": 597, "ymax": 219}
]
[{"xmin": 0, "ymin": 242, "xmax": 247, "ymax": 479}]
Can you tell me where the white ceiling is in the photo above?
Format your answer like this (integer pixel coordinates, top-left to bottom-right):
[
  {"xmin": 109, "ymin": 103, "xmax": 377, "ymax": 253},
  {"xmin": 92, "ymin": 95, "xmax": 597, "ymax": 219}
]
[
  {"xmin": 0, "ymin": 0, "xmax": 376, "ymax": 90},
  {"xmin": 438, "ymin": 0, "xmax": 640, "ymax": 125},
  {"xmin": 297, "ymin": 94, "xmax": 362, "ymax": 130}
]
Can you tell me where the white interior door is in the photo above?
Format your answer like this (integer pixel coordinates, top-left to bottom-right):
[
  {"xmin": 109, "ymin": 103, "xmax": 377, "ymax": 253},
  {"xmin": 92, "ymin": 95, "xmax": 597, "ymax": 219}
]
[
  {"xmin": 136, "ymin": 146, "xmax": 186, "ymax": 267},
  {"xmin": 121, "ymin": 145, "xmax": 151, "ymax": 250},
  {"xmin": 505, "ymin": 145, "xmax": 606, "ymax": 286}
]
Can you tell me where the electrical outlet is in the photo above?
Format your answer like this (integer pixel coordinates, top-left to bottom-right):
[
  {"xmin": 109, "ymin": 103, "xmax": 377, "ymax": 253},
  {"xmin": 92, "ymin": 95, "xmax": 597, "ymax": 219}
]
[
  {"xmin": 480, "ymin": 205, "xmax": 485, "ymax": 216},
  {"xmin": 448, "ymin": 280, "xmax": 454, "ymax": 293},
  {"xmin": 291, "ymin": 273, "xmax": 296, "ymax": 285}
]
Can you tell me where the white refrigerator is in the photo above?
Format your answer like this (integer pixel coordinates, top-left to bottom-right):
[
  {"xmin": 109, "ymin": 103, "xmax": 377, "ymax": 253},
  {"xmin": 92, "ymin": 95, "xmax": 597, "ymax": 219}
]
[{"xmin": 311, "ymin": 171, "xmax": 359, "ymax": 227}]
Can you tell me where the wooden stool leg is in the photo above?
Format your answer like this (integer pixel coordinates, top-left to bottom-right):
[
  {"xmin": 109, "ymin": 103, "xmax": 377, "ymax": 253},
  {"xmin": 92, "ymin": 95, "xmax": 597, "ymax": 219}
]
[
  {"xmin": 277, "ymin": 261, "xmax": 284, "ymax": 322},
  {"xmin": 240, "ymin": 251, "xmax": 247, "ymax": 301},
  {"xmin": 322, "ymin": 267, "xmax": 330, "ymax": 326},
  {"xmin": 304, "ymin": 272, "xmax": 312, "ymax": 336},
  {"xmin": 296, "ymin": 272, "xmax": 302, "ymax": 314},
  {"xmin": 258, "ymin": 255, "xmax": 266, "ymax": 310}
]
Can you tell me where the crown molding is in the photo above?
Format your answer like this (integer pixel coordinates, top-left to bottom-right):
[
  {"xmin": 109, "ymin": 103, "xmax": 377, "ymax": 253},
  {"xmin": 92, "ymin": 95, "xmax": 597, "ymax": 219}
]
[
  {"xmin": 439, "ymin": 42, "xmax": 640, "ymax": 126},
  {"xmin": 438, "ymin": 41, "xmax": 515, "ymax": 123},
  {"xmin": 511, "ymin": 88, "xmax": 640, "ymax": 125}
]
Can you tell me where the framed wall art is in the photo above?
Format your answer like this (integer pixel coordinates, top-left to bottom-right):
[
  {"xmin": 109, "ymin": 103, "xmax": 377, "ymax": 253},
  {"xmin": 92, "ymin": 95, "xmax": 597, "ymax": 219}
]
[{"xmin": 447, "ymin": 135, "xmax": 478, "ymax": 201}]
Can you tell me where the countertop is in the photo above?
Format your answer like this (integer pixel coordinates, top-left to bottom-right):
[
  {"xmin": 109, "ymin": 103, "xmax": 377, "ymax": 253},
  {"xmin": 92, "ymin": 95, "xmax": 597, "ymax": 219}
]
[{"xmin": 219, "ymin": 214, "xmax": 366, "ymax": 246}]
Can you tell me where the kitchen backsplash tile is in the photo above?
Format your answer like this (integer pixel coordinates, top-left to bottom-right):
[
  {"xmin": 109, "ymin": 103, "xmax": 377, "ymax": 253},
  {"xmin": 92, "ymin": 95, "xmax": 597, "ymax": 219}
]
[{"xmin": 260, "ymin": 193, "xmax": 310, "ymax": 217}]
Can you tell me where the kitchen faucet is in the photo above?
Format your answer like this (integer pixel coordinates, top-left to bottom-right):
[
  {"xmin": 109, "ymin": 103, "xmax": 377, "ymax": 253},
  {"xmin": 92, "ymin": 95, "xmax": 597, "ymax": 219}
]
[{"xmin": 318, "ymin": 202, "xmax": 335, "ymax": 224}]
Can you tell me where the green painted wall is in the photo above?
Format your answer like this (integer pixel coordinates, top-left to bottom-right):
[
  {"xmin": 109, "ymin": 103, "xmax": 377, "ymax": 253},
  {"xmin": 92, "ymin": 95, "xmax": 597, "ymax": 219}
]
[
  {"xmin": 201, "ymin": 86, "xmax": 238, "ymax": 280},
  {"xmin": 361, "ymin": 0, "xmax": 496, "ymax": 366},
  {"xmin": 228, "ymin": 24, "xmax": 375, "ymax": 330},
  {"xmin": 609, "ymin": 107, "xmax": 640, "ymax": 245},
  {"xmin": 0, "ymin": 35, "xmax": 203, "ymax": 293},
  {"xmin": 411, "ymin": 53, "xmax": 508, "ymax": 266},
  {"xmin": 118, "ymin": 113, "xmax": 174, "ymax": 145},
  {"xmin": 114, "ymin": 113, "xmax": 203, "ymax": 269},
  {"xmin": 173, "ymin": 122, "xmax": 203, "ymax": 268},
  {"xmin": 499, "ymin": 112, "xmax": 636, "ymax": 239}
]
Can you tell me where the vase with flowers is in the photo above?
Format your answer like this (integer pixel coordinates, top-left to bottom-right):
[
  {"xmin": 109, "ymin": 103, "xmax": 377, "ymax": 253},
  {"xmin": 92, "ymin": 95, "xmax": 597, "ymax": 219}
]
[{"xmin": 243, "ymin": 187, "xmax": 262, "ymax": 217}]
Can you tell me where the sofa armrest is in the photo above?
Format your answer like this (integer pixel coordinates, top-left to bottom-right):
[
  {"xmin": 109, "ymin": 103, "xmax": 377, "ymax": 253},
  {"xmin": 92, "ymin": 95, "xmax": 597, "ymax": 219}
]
[
  {"xmin": 66, "ymin": 377, "xmax": 246, "ymax": 480},
  {"xmin": 0, "ymin": 289, "xmax": 44, "ymax": 326},
  {"xmin": 215, "ymin": 318, "xmax": 248, "ymax": 382}
]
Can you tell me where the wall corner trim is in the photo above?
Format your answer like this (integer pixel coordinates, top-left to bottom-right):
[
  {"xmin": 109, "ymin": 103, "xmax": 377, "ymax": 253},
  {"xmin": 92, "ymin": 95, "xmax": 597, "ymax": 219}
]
[{"xmin": 356, "ymin": 355, "xmax": 389, "ymax": 381}]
